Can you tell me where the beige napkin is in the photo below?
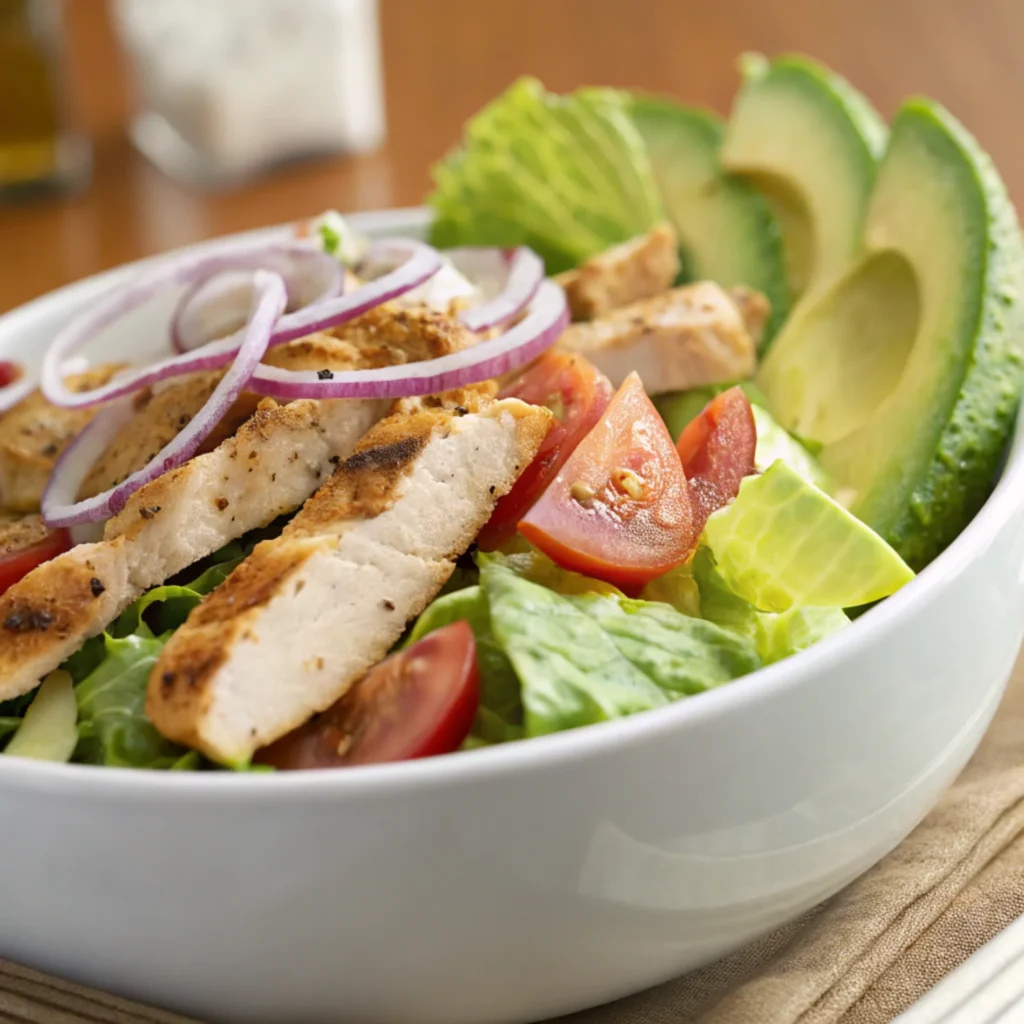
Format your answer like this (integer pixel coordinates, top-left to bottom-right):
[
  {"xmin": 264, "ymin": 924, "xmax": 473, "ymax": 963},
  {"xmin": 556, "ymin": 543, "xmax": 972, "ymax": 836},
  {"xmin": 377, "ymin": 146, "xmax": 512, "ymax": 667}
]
[{"xmin": 5, "ymin": 656, "xmax": 1024, "ymax": 1024}]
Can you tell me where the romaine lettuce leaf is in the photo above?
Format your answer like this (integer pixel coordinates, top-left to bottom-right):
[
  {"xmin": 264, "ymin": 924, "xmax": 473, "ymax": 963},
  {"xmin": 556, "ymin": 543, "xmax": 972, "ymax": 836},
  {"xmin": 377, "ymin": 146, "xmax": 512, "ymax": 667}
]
[
  {"xmin": 497, "ymin": 548, "xmax": 623, "ymax": 598},
  {"xmin": 569, "ymin": 593, "xmax": 759, "ymax": 696},
  {"xmin": 407, "ymin": 585, "xmax": 523, "ymax": 744},
  {"xmin": 754, "ymin": 606, "xmax": 850, "ymax": 665},
  {"xmin": 429, "ymin": 77, "xmax": 663, "ymax": 273},
  {"xmin": 639, "ymin": 561, "xmax": 702, "ymax": 617},
  {"xmin": 479, "ymin": 558, "xmax": 763, "ymax": 735},
  {"xmin": 702, "ymin": 460, "xmax": 914, "ymax": 611},
  {"xmin": 74, "ymin": 633, "xmax": 187, "ymax": 769},
  {"xmin": 60, "ymin": 532, "xmax": 250, "ymax": 769},
  {"xmin": 481, "ymin": 559, "xmax": 670, "ymax": 734},
  {"xmin": 0, "ymin": 718, "xmax": 21, "ymax": 740},
  {"xmin": 751, "ymin": 405, "xmax": 833, "ymax": 491},
  {"xmin": 691, "ymin": 546, "xmax": 849, "ymax": 663}
]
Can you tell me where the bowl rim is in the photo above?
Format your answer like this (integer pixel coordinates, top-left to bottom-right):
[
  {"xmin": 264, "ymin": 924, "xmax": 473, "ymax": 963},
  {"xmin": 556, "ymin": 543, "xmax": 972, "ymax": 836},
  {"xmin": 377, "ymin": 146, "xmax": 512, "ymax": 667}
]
[{"xmin": 1, "ymin": 206, "xmax": 1022, "ymax": 802}]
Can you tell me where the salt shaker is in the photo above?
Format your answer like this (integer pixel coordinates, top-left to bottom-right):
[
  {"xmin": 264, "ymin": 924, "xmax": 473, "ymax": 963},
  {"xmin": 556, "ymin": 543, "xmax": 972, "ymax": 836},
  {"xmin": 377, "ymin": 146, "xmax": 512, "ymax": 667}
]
[{"xmin": 113, "ymin": 0, "xmax": 386, "ymax": 187}]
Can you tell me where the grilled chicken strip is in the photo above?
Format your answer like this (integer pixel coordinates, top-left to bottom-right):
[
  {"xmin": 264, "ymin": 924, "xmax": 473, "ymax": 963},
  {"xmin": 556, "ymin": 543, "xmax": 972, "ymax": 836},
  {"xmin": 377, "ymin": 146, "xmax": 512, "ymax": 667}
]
[
  {"xmin": 148, "ymin": 386, "xmax": 552, "ymax": 766},
  {"xmin": 557, "ymin": 282, "xmax": 768, "ymax": 395},
  {"xmin": 0, "ymin": 309, "xmax": 476, "ymax": 701},
  {"xmin": 82, "ymin": 306, "xmax": 463, "ymax": 498},
  {"xmin": 554, "ymin": 224, "xmax": 680, "ymax": 321},
  {"xmin": 0, "ymin": 364, "xmax": 123, "ymax": 513}
]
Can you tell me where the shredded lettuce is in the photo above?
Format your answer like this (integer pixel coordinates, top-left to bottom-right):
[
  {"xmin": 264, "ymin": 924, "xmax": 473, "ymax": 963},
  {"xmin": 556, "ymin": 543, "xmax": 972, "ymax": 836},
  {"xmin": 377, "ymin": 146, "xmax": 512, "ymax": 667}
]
[
  {"xmin": 429, "ymin": 77, "xmax": 664, "ymax": 273},
  {"xmin": 702, "ymin": 460, "xmax": 914, "ymax": 611}
]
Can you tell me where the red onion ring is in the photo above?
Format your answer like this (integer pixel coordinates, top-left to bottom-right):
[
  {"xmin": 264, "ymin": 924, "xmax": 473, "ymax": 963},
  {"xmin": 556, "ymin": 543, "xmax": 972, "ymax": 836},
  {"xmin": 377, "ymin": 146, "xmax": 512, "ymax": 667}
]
[
  {"xmin": 41, "ymin": 271, "xmax": 288, "ymax": 528},
  {"xmin": 171, "ymin": 246, "xmax": 343, "ymax": 354},
  {"xmin": 41, "ymin": 240, "xmax": 443, "ymax": 410},
  {"xmin": 454, "ymin": 247, "xmax": 544, "ymax": 333},
  {"xmin": 247, "ymin": 279, "xmax": 569, "ymax": 400}
]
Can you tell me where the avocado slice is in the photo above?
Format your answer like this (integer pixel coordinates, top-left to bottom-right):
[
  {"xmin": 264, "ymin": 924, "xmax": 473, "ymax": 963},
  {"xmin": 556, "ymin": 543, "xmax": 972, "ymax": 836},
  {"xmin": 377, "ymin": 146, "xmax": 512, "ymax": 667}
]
[
  {"xmin": 760, "ymin": 99, "xmax": 1024, "ymax": 569},
  {"xmin": 720, "ymin": 53, "xmax": 887, "ymax": 301},
  {"xmin": 629, "ymin": 95, "xmax": 790, "ymax": 342}
]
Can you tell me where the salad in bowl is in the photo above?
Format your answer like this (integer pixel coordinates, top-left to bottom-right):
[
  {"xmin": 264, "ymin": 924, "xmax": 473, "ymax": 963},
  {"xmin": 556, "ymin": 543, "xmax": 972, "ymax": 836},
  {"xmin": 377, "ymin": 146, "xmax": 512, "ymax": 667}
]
[
  {"xmin": 0, "ymin": 56, "xmax": 1018, "ymax": 775},
  {"xmin": 1, "ymin": 53, "xmax": 1024, "ymax": 1024}
]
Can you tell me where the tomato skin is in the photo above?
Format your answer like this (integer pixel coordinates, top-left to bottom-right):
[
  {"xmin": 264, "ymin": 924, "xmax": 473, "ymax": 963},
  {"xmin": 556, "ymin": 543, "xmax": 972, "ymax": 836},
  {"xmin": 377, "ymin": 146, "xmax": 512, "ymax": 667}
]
[
  {"xmin": 477, "ymin": 352, "xmax": 612, "ymax": 551},
  {"xmin": 0, "ymin": 526, "xmax": 71, "ymax": 596},
  {"xmin": 677, "ymin": 386, "xmax": 757, "ymax": 536},
  {"xmin": 254, "ymin": 621, "xmax": 480, "ymax": 770},
  {"xmin": 0, "ymin": 362, "xmax": 22, "ymax": 390},
  {"xmin": 518, "ymin": 372, "xmax": 694, "ymax": 591}
]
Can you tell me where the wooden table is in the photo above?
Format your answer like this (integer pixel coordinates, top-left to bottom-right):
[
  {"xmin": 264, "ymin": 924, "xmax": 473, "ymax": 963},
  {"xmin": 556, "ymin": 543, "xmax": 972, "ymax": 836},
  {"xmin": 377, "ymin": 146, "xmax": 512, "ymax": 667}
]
[{"xmin": 3, "ymin": 0, "xmax": 1024, "ymax": 312}]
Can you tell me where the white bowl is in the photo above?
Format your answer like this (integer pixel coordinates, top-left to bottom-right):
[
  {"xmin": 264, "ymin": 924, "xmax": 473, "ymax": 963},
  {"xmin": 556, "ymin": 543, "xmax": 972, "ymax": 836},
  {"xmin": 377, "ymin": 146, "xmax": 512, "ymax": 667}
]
[{"xmin": 0, "ymin": 209, "xmax": 1022, "ymax": 1024}]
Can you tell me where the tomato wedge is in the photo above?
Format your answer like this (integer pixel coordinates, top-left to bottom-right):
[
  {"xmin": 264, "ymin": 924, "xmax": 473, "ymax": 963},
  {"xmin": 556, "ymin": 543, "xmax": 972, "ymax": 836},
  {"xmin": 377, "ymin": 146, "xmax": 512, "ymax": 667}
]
[
  {"xmin": 0, "ymin": 519, "xmax": 71, "ymax": 596},
  {"xmin": 677, "ymin": 386, "xmax": 758, "ymax": 536},
  {"xmin": 477, "ymin": 351, "xmax": 612, "ymax": 550},
  {"xmin": 519, "ymin": 372, "xmax": 694, "ymax": 591},
  {"xmin": 0, "ymin": 361, "xmax": 22, "ymax": 389},
  {"xmin": 255, "ymin": 621, "xmax": 479, "ymax": 770}
]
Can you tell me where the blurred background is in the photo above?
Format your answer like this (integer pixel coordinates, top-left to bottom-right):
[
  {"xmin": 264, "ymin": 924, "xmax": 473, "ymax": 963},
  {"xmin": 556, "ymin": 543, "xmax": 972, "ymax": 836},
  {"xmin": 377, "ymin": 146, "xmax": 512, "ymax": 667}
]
[{"xmin": 1, "ymin": 0, "xmax": 1022, "ymax": 312}]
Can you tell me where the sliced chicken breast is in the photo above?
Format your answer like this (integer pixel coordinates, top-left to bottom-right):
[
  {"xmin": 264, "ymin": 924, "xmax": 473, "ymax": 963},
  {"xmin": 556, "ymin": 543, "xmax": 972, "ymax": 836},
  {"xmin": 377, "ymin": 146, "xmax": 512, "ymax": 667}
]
[
  {"xmin": 557, "ymin": 282, "xmax": 767, "ymax": 395},
  {"xmin": 82, "ymin": 306, "xmax": 472, "ymax": 498},
  {"xmin": 0, "ymin": 309, "xmax": 476, "ymax": 701},
  {"xmin": 148, "ymin": 387, "xmax": 552, "ymax": 765},
  {"xmin": 0, "ymin": 512, "xmax": 58, "ymax": 554},
  {"xmin": 554, "ymin": 224, "xmax": 680, "ymax": 320},
  {"xmin": 0, "ymin": 364, "xmax": 123, "ymax": 513}
]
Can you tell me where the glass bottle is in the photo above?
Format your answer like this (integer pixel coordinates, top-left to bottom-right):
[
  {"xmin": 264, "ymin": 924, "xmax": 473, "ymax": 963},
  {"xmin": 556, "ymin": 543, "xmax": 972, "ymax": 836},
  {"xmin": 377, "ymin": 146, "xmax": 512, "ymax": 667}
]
[{"xmin": 0, "ymin": 0, "xmax": 89, "ymax": 197}]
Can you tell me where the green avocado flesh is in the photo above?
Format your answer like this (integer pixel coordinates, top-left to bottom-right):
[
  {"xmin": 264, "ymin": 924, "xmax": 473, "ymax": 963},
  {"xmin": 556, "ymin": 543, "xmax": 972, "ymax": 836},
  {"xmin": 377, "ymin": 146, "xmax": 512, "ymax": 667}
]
[
  {"xmin": 760, "ymin": 98, "xmax": 1024, "ymax": 569},
  {"xmin": 721, "ymin": 53, "xmax": 888, "ymax": 302},
  {"xmin": 629, "ymin": 94, "xmax": 789, "ymax": 342}
]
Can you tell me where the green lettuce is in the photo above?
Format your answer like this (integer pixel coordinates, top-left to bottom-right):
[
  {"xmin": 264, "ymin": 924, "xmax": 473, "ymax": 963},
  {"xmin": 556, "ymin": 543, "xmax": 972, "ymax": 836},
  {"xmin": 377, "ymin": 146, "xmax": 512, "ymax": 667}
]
[
  {"xmin": 60, "ymin": 535, "xmax": 256, "ymax": 769},
  {"xmin": 429, "ymin": 78, "xmax": 663, "ymax": 273},
  {"xmin": 568, "ymin": 593, "xmax": 759, "ymax": 696},
  {"xmin": 691, "ymin": 547, "xmax": 849, "ymax": 663},
  {"xmin": 462, "ymin": 556, "xmax": 760, "ymax": 736},
  {"xmin": 407, "ymin": 586, "xmax": 523, "ymax": 745},
  {"xmin": 702, "ymin": 460, "xmax": 914, "ymax": 611},
  {"xmin": 75, "ymin": 608, "xmax": 198, "ymax": 770},
  {"xmin": 639, "ymin": 561, "xmax": 702, "ymax": 617},
  {"xmin": 754, "ymin": 606, "xmax": 850, "ymax": 664},
  {"xmin": 481, "ymin": 559, "xmax": 671, "ymax": 734}
]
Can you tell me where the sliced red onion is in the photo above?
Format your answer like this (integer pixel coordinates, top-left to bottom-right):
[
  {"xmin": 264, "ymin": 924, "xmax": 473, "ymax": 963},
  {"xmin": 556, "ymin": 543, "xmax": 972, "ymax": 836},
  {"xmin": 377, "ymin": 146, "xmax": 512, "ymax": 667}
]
[
  {"xmin": 42, "ymin": 271, "xmax": 287, "ymax": 528},
  {"xmin": 42, "ymin": 239, "xmax": 443, "ymax": 410},
  {"xmin": 171, "ymin": 246, "xmax": 343, "ymax": 353},
  {"xmin": 455, "ymin": 247, "xmax": 544, "ymax": 333},
  {"xmin": 263, "ymin": 239, "xmax": 442, "ymax": 347},
  {"xmin": 247, "ymin": 279, "xmax": 568, "ymax": 401}
]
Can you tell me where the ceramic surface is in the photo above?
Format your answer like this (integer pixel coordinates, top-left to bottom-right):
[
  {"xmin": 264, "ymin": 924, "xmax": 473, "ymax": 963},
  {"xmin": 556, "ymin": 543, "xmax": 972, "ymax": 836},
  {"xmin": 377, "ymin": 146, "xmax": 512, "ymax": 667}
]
[{"xmin": 0, "ymin": 209, "xmax": 1021, "ymax": 1024}]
